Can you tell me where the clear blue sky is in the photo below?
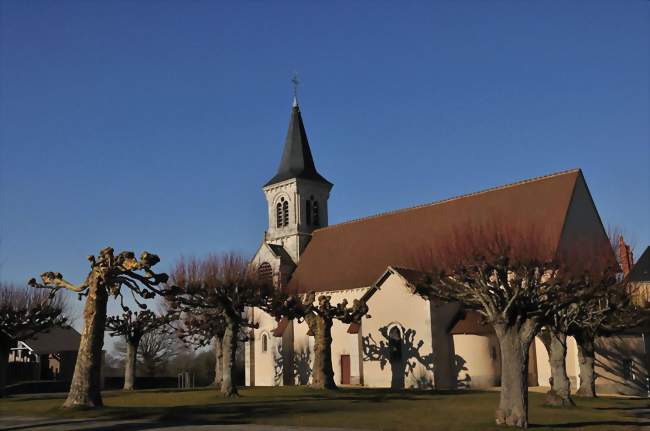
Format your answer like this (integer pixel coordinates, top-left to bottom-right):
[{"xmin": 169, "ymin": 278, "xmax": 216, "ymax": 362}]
[{"xmin": 1, "ymin": 1, "xmax": 648, "ymax": 331}]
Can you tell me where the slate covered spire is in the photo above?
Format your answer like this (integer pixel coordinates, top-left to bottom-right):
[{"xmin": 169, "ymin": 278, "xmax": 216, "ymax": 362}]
[{"xmin": 265, "ymin": 100, "xmax": 332, "ymax": 187}]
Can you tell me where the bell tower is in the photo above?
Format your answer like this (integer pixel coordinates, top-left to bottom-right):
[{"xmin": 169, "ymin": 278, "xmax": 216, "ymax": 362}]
[{"xmin": 263, "ymin": 97, "xmax": 333, "ymax": 264}]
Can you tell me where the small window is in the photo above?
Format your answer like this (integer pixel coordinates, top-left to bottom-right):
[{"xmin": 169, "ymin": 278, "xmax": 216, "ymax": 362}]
[
  {"xmin": 306, "ymin": 200, "xmax": 312, "ymax": 225},
  {"xmin": 258, "ymin": 262, "xmax": 273, "ymax": 284},
  {"xmin": 262, "ymin": 334, "xmax": 268, "ymax": 353},
  {"xmin": 313, "ymin": 201, "xmax": 320, "ymax": 227},
  {"xmin": 623, "ymin": 359, "xmax": 634, "ymax": 380},
  {"xmin": 388, "ymin": 326, "xmax": 402, "ymax": 362},
  {"xmin": 276, "ymin": 202, "xmax": 283, "ymax": 228},
  {"xmin": 282, "ymin": 200, "xmax": 289, "ymax": 226}
]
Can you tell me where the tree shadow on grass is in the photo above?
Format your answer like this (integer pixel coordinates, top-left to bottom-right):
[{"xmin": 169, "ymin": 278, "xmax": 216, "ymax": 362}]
[{"xmin": 530, "ymin": 420, "xmax": 650, "ymax": 429}]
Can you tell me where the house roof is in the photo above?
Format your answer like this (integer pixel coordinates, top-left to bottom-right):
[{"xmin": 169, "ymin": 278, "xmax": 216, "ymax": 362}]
[
  {"xmin": 629, "ymin": 247, "xmax": 650, "ymax": 283},
  {"xmin": 21, "ymin": 326, "xmax": 81, "ymax": 354},
  {"xmin": 264, "ymin": 102, "xmax": 332, "ymax": 188},
  {"xmin": 287, "ymin": 169, "xmax": 594, "ymax": 294}
]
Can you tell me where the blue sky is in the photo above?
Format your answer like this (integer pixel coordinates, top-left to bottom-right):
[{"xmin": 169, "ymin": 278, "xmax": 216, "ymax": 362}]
[{"xmin": 1, "ymin": 1, "xmax": 648, "ymax": 336}]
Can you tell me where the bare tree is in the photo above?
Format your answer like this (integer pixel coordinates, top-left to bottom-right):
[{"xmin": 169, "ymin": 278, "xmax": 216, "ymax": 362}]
[
  {"xmin": 138, "ymin": 325, "xmax": 179, "ymax": 377},
  {"xmin": 415, "ymin": 224, "xmax": 615, "ymax": 428},
  {"xmin": 0, "ymin": 283, "xmax": 68, "ymax": 397},
  {"xmin": 270, "ymin": 292, "xmax": 369, "ymax": 390},
  {"xmin": 105, "ymin": 309, "xmax": 173, "ymax": 390},
  {"xmin": 168, "ymin": 253, "xmax": 270, "ymax": 397},
  {"xmin": 29, "ymin": 246, "xmax": 168, "ymax": 408}
]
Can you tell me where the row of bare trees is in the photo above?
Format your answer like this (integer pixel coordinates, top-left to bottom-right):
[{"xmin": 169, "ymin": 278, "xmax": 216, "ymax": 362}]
[
  {"xmin": 23, "ymin": 227, "xmax": 645, "ymax": 430},
  {"xmin": 0, "ymin": 284, "xmax": 68, "ymax": 397},
  {"xmin": 412, "ymin": 225, "xmax": 646, "ymax": 428}
]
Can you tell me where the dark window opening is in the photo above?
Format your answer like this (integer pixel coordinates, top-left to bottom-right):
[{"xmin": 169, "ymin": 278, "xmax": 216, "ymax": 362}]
[
  {"xmin": 313, "ymin": 201, "xmax": 320, "ymax": 227},
  {"xmin": 276, "ymin": 203, "xmax": 283, "ymax": 228},
  {"xmin": 282, "ymin": 200, "xmax": 289, "ymax": 226},
  {"xmin": 258, "ymin": 262, "xmax": 273, "ymax": 285},
  {"xmin": 388, "ymin": 326, "xmax": 402, "ymax": 362},
  {"xmin": 306, "ymin": 200, "xmax": 312, "ymax": 225}
]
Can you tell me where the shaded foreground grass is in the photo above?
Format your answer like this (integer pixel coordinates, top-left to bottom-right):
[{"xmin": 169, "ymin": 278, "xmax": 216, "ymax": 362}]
[{"xmin": 1, "ymin": 386, "xmax": 649, "ymax": 430}]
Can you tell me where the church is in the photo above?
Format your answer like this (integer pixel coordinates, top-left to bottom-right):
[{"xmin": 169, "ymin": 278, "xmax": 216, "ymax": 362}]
[{"xmin": 245, "ymin": 97, "xmax": 623, "ymax": 391}]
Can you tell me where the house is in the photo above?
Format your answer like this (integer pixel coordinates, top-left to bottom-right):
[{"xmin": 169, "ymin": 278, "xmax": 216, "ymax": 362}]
[
  {"xmin": 8, "ymin": 326, "xmax": 80, "ymax": 384},
  {"xmin": 245, "ymin": 97, "xmax": 631, "ymax": 392}
]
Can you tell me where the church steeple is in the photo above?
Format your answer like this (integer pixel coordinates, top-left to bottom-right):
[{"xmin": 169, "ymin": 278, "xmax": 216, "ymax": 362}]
[
  {"xmin": 261, "ymin": 97, "xmax": 333, "ymax": 264},
  {"xmin": 264, "ymin": 101, "xmax": 332, "ymax": 187}
]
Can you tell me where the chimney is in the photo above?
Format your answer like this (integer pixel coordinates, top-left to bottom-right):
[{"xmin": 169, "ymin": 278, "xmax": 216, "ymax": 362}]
[{"xmin": 618, "ymin": 236, "xmax": 634, "ymax": 277}]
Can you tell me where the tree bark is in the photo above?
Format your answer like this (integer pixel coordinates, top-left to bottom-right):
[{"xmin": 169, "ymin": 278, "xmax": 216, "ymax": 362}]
[
  {"xmin": 123, "ymin": 339, "xmax": 139, "ymax": 391},
  {"xmin": 213, "ymin": 335, "xmax": 223, "ymax": 387},
  {"xmin": 307, "ymin": 314, "xmax": 336, "ymax": 390},
  {"xmin": 543, "ymin": 331, "xmax": 574, "ymax": 407},
  {"xmin": 494, "ymin": 322, "xmax": 535, "ymax": 428},
  {"xmin": 221, "ymin": 320, "xmax": 239, "ymax": 397},
  {"xmin": 575, "ymin": 330, "xmax": 596, "ymax": 397},
  {"xmin": 63, "ymin": 282, "xmax": 108, "ymax": 408},
  {"xmin": 0, "ymin": 342, "xmax": 8, "ymax": 398}
]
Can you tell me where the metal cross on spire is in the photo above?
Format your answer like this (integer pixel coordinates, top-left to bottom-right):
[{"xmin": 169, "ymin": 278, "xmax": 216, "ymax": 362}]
[{"xmin": 291, "ymin": 72, "xmax": 300, "ymax": 107}]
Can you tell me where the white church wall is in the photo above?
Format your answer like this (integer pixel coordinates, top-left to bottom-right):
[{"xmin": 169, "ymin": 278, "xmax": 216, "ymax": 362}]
[
  {"xmin": 293, "ymin": 319, "xmax": 314, "ymax": 385},
  {"xmin": 328, "ymin": 289, "xmax": 366, "ymax": 386},
  {"xmin": 452, "ymin": 334, "xmax": 500, "ymax": 389},
  {"xmin": 246, "ymin": 307, "xmax": 284, "ymax": 387},
  {"xmin": 361, "ymin": 274, "xmax": 434, "ymax": 389}
]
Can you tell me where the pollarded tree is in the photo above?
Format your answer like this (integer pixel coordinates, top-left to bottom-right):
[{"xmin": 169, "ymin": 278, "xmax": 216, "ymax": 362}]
[
  {"xmin": 539, "ymin": 272, "xmax": 644, "ymax": 405},
  {"xmin": 29, "ymin": 246, "xmax": 168, "ymax": 408},
  {"xmin": 415, "ymin": 224, "xmax": 614, "ymax": 428},
  {"xmin": 105, "ymin": 309, "xmax": 173, "ymax": 390},
  {"xmin": 270, "ymin": 292, "xmax": 369, "ymax": 390},
  {"xmin": 0, "ymin": 283, "xmax": 68, "ymax": 397},
  {"xmin": 570, "ymin": 282, "xmax": 645, "ymax": 398},
  {"xmin": 168, "ymin": 253, "xmax": 271, "ymax": 397}
]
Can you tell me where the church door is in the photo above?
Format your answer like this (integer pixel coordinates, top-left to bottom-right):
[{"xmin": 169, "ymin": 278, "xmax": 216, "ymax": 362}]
[{"xmin": 340, "ymin": 355, "xmax": 351, "ymax": 385}]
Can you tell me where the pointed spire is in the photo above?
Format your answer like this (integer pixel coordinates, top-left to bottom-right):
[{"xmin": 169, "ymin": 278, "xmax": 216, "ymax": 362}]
[{"xmin": 264, "ymin": 101, "xmax": 332, "ymax": 188}]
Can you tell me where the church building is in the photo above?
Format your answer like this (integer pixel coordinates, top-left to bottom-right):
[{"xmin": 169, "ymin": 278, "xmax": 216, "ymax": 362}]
[{"xmin": 246, "ymin": 97, "xmax": 621, "ymax": 391}]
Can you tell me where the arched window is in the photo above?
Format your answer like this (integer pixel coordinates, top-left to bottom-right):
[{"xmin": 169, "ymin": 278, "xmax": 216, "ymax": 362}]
[
  {"xmin": 276, "ymin": 202, "xmax": 283, "ymax": 228},
  {"xmin": 312, "ymin": 200, "xmax": 320, "ymax": 227},
  {"xmin": 258, "ymin": 262, "xmax": 273, "ymax": 284},
  {"xmin": 388, "ymin": 326, "xmax": 402, "ymax": 362},
  {"xmin": 262, "ymin": 334, "xmax": 268, "ymax": 353},
  {"xmin": 282, "ymin": 200, "xmax": 289, "ymax": 226},
  {"xmin": 306, "ymin": 199, "xmax": 312, "ymax": 225}
]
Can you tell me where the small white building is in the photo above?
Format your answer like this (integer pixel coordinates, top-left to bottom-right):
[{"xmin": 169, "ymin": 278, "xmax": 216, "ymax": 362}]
[{"xmin": 246, "ymin": 97, "xmax": 625, "ymax": 391}]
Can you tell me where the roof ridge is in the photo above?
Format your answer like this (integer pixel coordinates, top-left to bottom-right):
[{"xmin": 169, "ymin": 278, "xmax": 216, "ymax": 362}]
[{"xmin": 314, "ymin": 168, "xmax": 581, "ymax": 232}]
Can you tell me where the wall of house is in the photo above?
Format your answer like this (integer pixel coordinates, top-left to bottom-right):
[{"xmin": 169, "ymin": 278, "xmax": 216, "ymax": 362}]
[
  {"xmin": 452, "ymin": 334, "xmax": 500, "ymax": 388},
  {"xmin": 361, "ymin": 275, "xmax": 434, "ymax": 388},
  {"xmin": 595, "ymin": 334, "xmax": 650, "ymax": 396},
  {"xmin": 245, "ymin": 307, "xmax": 284, "ymax": 387},
  {"xmin": 534, "ymin": 335, "xmax": 580, "ymax": 389}
]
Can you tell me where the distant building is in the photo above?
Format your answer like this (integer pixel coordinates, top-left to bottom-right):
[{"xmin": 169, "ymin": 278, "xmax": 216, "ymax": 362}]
[
  {"xmin": 8, "ymin": 327, "xmax": 80, "ymax": 384},
  {"xmin": 246, "ymin": 97, "xmax": 645, "ymax": 394}
]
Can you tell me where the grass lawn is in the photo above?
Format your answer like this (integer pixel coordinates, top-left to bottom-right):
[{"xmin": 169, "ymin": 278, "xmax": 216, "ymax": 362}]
[{"xmin": 1, "ymin": 386, "xmax": 649, "ymax": 430}]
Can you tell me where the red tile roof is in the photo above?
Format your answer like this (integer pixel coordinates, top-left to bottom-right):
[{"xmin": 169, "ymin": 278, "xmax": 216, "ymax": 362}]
[{"xmin": 287, "ymin": 169, "xmax": 582, "ymax": 294}]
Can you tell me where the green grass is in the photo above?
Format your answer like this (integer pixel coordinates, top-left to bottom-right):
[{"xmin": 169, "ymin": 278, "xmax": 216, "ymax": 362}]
[{"xmin": 1, "ymin": 386, "xmax": 649, "ymax": 430}]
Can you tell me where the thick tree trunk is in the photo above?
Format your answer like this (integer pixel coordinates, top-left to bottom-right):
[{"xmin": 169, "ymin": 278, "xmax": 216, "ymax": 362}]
[
  {"xmin": 63, "ymin": 282, "xmax": 108, "ymax": 408},
  {"xmin": 544, "ymin": 331, "xmax": 574, "ymax": 407},
  {"xmin": 575, "ymin": 331, "xmax": 596, "ymax": 397},
  {"xmin": 123, "ymin": 339, "xmax": 138, "ymax": 391},
  {"xmin": 307, "ymin": 314, "xmax": 336, "ymax": 390},
  {"xmin": 0, "ymin": 342, "xmax": 8, "ymax": 398},
  {"xmin": 494, "ymin": 323, "xmax": 534, "ymax": 428},
  {"xmin": 221, "ymin": 320, "xmax": 239, "ymax": 397},
  {"xmin": 213, "ymin": 335, "xmax": 223, "ymax": 387}
]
